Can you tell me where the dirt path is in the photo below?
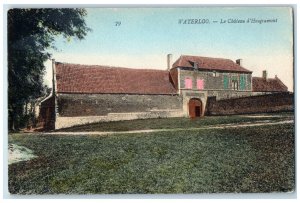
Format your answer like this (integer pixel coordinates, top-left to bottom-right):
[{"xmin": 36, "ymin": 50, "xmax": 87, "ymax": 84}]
[
  {"xmin": 43, "ymin": 119, "xmax": 294, "ymax": 136},
  {"xmin": 8, "ymin": 119, "xmax": 293, "ymax": 165}
]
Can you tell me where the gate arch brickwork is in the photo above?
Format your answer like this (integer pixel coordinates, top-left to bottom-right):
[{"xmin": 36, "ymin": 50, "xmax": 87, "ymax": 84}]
[{"xmin": 181, "ymin": 90, "xmax": 208, "ymax": 117}]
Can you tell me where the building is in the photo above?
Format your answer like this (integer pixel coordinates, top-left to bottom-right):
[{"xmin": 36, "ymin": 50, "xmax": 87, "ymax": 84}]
[
  {"xmin": 39, "ymin": 55, "xmax": 289, "ymax": 130},
  {"xmin": 169, "ymin": 55, "xmax": 253, "ymax": 117},
  {"xmin": 252, "ymin": 70, "xmax": 288, "ymax": 94}
]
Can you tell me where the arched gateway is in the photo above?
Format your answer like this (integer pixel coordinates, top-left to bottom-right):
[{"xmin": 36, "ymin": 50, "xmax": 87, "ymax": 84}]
[{"xmin": 188, "ymin": 98, "xmax": 202, "ymax": 118}]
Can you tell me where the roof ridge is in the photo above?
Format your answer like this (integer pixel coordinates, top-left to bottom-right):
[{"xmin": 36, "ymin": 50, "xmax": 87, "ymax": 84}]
[
  {"xmin": 56, "ymin": 62, "xmax": 167, "ymax": 72},
  {"xmin": 173, "ymin": 55, "xmax": 252, "ymax": 73},
  {"xmin": 181, "ymin": 55, "xmax": 233, "ymax": 61},
  {"xmin": 253, "ymin": 76, "xmax": 280, "ymax": 81}
]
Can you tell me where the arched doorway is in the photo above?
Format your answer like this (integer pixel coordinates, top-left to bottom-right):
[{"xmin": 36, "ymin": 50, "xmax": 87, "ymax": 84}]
[{"xmin": 188, "ymin": 98, "xmax": 202, "ymax": 118}]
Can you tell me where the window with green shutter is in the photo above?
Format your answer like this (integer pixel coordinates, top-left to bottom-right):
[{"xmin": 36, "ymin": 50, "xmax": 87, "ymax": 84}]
[
  {"xmin": 240, "ymin": 75, "xmax": 245, "ymax": 90},
  {"xmin": 223, "ymin": 75, "xmax": 228, "ymax": 89}
]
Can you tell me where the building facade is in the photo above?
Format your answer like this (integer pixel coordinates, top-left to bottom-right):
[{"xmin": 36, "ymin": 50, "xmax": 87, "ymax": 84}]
[
  {"xmin": 169, "ymin": 55, "xmax": 254, "ymax": 117},
  {"xmin": 39, "ymin": 55, "xmax": 289, "ymax": 130}
]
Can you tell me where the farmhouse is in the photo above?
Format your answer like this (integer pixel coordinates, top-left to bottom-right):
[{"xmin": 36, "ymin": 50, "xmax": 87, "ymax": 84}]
[
  {"xmin": 252, "ymin": 71, "xmax": 288, "ymax": 94},
  {"xmin": 39, "ymin": 54, "xmax": 289, "ymax": 130}
]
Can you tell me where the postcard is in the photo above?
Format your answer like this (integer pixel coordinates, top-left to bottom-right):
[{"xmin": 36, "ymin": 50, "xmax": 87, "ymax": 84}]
[{"xmin": 7, "ymin": 7, "xmax": 294, "ymax": 195}]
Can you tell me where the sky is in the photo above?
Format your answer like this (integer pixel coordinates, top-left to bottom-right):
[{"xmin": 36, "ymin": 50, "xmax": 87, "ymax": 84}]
[{"xmin": 45, "ymin": 7, "xmax": 294, "ymax": 91}]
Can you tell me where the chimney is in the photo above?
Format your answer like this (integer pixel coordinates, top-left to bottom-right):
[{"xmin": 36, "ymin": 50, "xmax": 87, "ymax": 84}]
[
  {"xmin": 262, "ymin": 70, "xmax": 267, "ymax": 80},
  {"xmin": 236, "ymin": 59, "xmax": 243, "ymax": 66},
  {"xmin": 167, "ymin": 54, "xmax": 173, "ymax": 70},
  {"xmin": 193, "ymin": 62, "xmax": 198, "ymax": 69}
]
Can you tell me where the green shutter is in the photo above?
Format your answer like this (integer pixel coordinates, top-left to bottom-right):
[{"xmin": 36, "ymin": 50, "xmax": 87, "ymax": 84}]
[
  {"xmin": 240, "ymin": 75, "xmax": 245, "ymax": 90},
  {"xmin": 223, "ymin": 75, "xmax": 228, "ymax": 89}
]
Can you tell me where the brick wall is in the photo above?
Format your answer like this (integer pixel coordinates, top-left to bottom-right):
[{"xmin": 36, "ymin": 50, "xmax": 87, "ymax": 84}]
[
  {"xmin": 206, "ymin": 92, "xmax": 294, "ymax": 115},
  {"xmin": 57, "ymin": 93, "xmax": 183, "ymax": 117}
]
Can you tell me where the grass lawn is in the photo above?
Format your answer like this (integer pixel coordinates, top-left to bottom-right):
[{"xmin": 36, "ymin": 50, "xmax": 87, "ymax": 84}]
[
  {"xmin": 56, "ymin": 112, "xmax": 293, "ymax": 132},
  {"xmin": 8, "ymin": 122, "xmax": 294, "ymax": 194}
]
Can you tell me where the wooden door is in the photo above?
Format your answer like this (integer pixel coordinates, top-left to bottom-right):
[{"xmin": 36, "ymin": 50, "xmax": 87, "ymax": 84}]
[{"xmin": 188, "ymin": 98, "xmax": 202, "ymax": 118}]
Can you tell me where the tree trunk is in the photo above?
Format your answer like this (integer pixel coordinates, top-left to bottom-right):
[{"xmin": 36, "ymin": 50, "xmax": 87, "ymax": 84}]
[{"xmin": 11, "ymin": 120, "xmax": 15, "ymax": 131}]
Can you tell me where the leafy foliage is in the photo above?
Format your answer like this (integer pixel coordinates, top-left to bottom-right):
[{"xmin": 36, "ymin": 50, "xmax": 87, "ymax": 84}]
[{"xmin": 8, "ymin": 9, "xmax": 90, "ymax": 130}]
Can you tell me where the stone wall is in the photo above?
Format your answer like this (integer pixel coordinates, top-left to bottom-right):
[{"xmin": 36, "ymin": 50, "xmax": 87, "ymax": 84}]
[
  {"xmin": 252, "ymin": 91, "xmax": 281, "ymax": 96},
  {"xmin": 179, "ymin": 69, "xmax": 252, "ymax": 91},
  {"xmin": 179, "ymin": 69, "xmax": 252, "ymax": 100},
  {"xmin": 206, "ymin": 90, "xmax": 253, "ymax": 100},
  {"xmin": 206, "ymin": 92, "xmax": 294, "ymax": 115},
  {"xmin": 57, "ymin": 93, "xmax": 183, "ymax": 117},
  {"xmin": 56, "ymin": 110, "xmax": 185, "ymax": 129}
]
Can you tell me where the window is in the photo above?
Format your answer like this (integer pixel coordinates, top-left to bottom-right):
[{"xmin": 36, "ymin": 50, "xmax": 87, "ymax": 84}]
[
  {"xmin": 212, "ymin": 71, "xmax": 219, "ymax": 77},
  {"xmin": 239, "ymin": 75, "xmax": 246, "ymax": 90},
  {"xmin": 223, "ymin": 75, "xmax": 229, "ymax": 89},
  {"xmin": 185, "ymin": 78, "xmax": 193, "ymax": 89},
  {"xmin": 232, "ymin": 81, "xmax": 239, "ymax": 90},
  {"xmin": 197, "ymin": 79, "xmax": 204, "ymax": 90},
  {"xmin": 231, "ymin": 75, "xmax": 238, "ymax": 90}
]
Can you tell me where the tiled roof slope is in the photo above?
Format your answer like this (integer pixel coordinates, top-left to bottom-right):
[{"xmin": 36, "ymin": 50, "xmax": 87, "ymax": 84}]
[
  {"xmin": 55, "ymin": 62, "xmax": 177, "ymax": 94},
  {"xmin": 252, "ymin": 77, "xmax": 288, "ymax": 92},
  {"xmin": 172, "ymin": 55, "xmax": 252, "ymax": 73}
]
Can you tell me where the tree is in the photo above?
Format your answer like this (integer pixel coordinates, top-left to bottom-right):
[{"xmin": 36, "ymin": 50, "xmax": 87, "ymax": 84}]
[{"xmin": 8, "ymin": 8, "xmax": 90, "ymax": 130}]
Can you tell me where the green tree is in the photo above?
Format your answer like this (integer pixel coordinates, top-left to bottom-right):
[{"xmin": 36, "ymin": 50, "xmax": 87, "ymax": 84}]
[{"xmin": 8, "ymin": 8, "xmax": 90, "ymax": 130}]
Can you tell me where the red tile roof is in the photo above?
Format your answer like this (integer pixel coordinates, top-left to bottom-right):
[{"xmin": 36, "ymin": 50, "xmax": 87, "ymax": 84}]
[
  {"xmin": 252, "ymin": 77, "xmax": 288, "ymax": 92},
  {"xmin": 172, "ymin": 55, "xmax": 252, "ymax": 73},
  {"xmin": 55, "ymin": 62, "xmax": 177, "ymax": 94}
]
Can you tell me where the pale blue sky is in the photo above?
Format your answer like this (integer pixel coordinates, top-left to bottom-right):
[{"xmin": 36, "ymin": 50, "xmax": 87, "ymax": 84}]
[{"xmin": 45, "ymin": 7, "xmax": 294, "ymax": 91}]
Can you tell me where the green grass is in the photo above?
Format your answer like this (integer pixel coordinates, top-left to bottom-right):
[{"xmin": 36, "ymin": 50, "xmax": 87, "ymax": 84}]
[
  {"xmin": 56, "ymin": 112, "xmax": 293, "ymax": 132},
  {"xmin": 9, "ymin": 123, "xmax": 294, "ymax": 194}
]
